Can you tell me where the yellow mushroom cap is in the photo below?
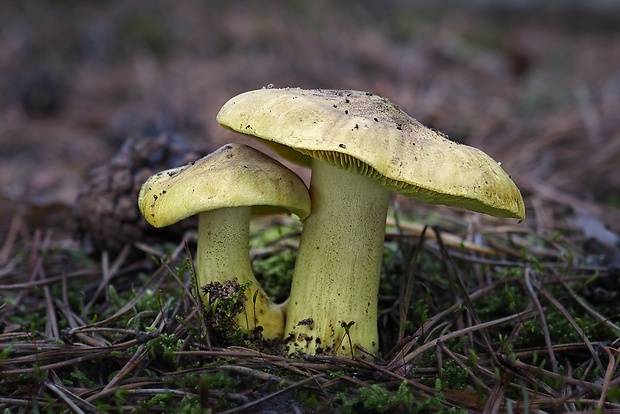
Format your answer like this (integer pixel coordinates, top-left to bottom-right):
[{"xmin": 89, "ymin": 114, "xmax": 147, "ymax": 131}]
[
  {"xmin": 216, "ymin": 88, "xmax": 525, "ymax": 220},
  {"xmin": 138, "ymin": 143, "xmax": 311, "ymax": 227}
]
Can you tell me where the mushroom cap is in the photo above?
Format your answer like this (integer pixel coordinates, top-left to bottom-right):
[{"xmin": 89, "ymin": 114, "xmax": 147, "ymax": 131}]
[
  {"xmin": 138, "ymin": 143, "xmax": 311, "ymax": 228},
  {"xmin": 216, "ymin": 88, "xmax": 525, "ymax": 220}
]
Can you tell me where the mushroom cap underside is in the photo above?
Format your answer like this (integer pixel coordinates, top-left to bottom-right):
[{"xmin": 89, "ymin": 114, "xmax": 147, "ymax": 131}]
[
  {"xmin": 138, "ymin": 143, "xmax": 311, "ymax": 227},
  {"xmin": 217, "ymin": 87, "xmax": 525, "ymax": 220}
]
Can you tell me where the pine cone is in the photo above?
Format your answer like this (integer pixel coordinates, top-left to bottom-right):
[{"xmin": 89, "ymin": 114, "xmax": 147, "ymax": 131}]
[{"xmin": 74, "ymin": 133, "xmax": 202, "ymax": 255}]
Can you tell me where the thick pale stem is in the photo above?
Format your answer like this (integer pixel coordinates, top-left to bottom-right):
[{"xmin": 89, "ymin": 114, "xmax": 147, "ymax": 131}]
[
  {"xmin": 197, "ymin": 207, "xmax": 284, "ymax": 339},
  {"xmin": 284, "ymin": 160, "xmax": 391, "ymax": 356}
]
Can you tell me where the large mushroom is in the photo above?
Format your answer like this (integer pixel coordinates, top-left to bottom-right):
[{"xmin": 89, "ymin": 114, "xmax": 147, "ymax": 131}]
[
  {"xmin": 138, "ymin": 143, "xmax": 310, "ymax": 339},
  {"xmin": 216, "ymin": 88, "xmax": 525, "ymax": 356}
]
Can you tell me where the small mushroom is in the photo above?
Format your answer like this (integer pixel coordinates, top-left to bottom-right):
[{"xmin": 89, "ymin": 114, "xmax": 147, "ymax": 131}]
[
  {"xmin": 138, "ymin": 143, "xmax": 310, "ymax": 339},
  {"xmin": 217, "ymin": 88, "xmax": 525, "ymax": 356}
]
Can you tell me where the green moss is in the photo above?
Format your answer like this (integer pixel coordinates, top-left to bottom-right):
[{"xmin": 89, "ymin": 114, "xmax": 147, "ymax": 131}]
[
  {"xmin": 338, "ymin": 380, "xmax": 467, "ymax": 414},
  {"xmin": 253, "ymin": 247, "xmax": 297, "ymax": 303},
  {"xmin": 297, "ymin": 389, "xmax": 320, "ymax": 410},
  {"xmin": 250, "ymin": 219, "xmax": 301, "ymax": 302},
  {"xmin": 137, "ymin": 391, "xmax": 175, "ymax": 411},
  {"xmin": 440, "ymin": 360, "xmax": 469, "ymax": 392}
]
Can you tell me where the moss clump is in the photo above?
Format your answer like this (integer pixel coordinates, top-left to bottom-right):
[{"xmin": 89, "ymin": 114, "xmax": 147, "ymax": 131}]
[{"xmin": 338, "ymin": 380, "xmax": 468, "ymax": 414}]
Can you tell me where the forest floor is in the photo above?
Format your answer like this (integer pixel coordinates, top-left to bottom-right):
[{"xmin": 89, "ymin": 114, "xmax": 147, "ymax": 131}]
[{"xmin": 1, "ymin": 1, "xmax": 620, "ymax": 412}]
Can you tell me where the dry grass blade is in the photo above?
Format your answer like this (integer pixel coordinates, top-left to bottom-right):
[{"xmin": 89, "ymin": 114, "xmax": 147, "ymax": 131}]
[
  {"xmin": 45, "ymin": 379, "xmax": 106, "ymax": 414},
  {"xmin": 436, "ymin": 340, "xmax": 491, "ymax": 393},
  {"xmin": 0, "ymin": 267, "xmax": 101, "ymax": 290},
  {"xmin": 99, "ymin": 309, "xmax": 166, "ymax": 393},
  {"xmin": 386, "ymin": 273, "xmax": 520, "ymax": 364},
  {"xmin": 0, "ymin": 397, "xmax": 32, "ymax": 408},
  {"xmin": 434, "ymin": 227, "xmax": 500, "ymax": 364},
  {"xmin": 524, "ymin": 264, "xmax": 559, "ymax": 374},
  {"xmin": 219, "ymin": 365, "xmax": 299, "ymax": 387},
  {"xmin": 0, "ymin": 214, "xmax": 22, "ymax": 265},
  {"xmin": 44, "ymin": 381, "xmax": 87, "ymax": 414},
  {"xmin": 539, "ymin": 285, "xmax": 604, "ymax": 370},
  {"xmin": 83, "ymin": 245, "xmax": 131, "ymax": 314},
  {"xmin": 389, "ymin": 308, "xmax": 538, "ymax": 372},
  {"xmin": 386, "ymin": 217, "xmax": 499, "ymax": 255},
  {"xmin": 496, "ymin": 354, "xmax": 605, "ymax": 394},
  {"xmin": 560, "ymin": 279, "xmax": 620, "ymax": 334},
  {"xmin": 598, "ymin": 346, "xmax": 620, "ymax": 409},
  {"xmin": 397, "ymin": 223, "xmax": 428, "ymax": 344},
  {"xmin": 65, "ymin": 268, "xmax": 165, "ymax": 335},
  {"xmin": 0, "ymin": 339, "xmax": 142, "ymax": 375},
  {"xmin": 43, "ymin": 281, "xmax": 60, "ymax": 340},
  {"xmin": 218, "ymin": 374, "xmax": 324, "ymax": 414}
]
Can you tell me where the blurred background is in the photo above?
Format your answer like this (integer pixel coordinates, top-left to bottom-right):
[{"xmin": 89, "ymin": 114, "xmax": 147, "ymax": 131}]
[{"xmin": 1, "ymin": 0, "xmax": 619, "ymax": 248}]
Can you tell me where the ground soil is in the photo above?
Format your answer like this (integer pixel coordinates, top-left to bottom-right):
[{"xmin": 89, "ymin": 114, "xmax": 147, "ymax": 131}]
[{"xmin": 2, "ymin": 1, "xmax": 619, "ymax": 246}]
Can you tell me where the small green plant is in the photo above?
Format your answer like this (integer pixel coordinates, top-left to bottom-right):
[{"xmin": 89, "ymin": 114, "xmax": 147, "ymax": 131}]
[
  {"xmin": 148, "ymin": 333, "xmax": 200, "ymax": 370},
  {"xmin": 338, "ymin": 380, "xmax": 468, "ymax": 414},
  {"xmin": 201, "ymin": 279, "xmax": 258, "ymax": 346},
  {"xmin": 138, "ymin": 391, "xmax": 175, "ymax": 411},
  {"xmin": 253, "ymin": 247, "xmax": 297, "ymax": 302},
  {"xmin": 440, "ymin": 360, "xmax": 469, "ymax": 391}
]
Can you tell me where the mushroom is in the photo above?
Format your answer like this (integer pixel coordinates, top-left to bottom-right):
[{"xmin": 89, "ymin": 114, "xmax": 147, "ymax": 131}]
[
  {"xmin": 216, "ymin": 88, "xmax": 525, "ymax": 356},
  {"xmin": 138, "ymin": 143, "xmax": 311, "ymax": 339}
]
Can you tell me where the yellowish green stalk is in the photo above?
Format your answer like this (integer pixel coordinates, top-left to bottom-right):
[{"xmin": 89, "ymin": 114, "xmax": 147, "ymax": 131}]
[
  {"xmin": 285, "ymin": 160, "xmax": 390, "ymax": 356},
  {"xmin": 197, "ymin": 206, "xmax": 284, "ymax": 339}
]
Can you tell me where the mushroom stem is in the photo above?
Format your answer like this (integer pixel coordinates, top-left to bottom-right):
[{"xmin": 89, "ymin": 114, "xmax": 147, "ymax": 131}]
[
  {"xmin": 197, "ymin": 206, "xmax": 284, "ymax": 339},
  {"xmin": 285, "ymin": 159, "xmax": 390, "ymax": 356}
]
